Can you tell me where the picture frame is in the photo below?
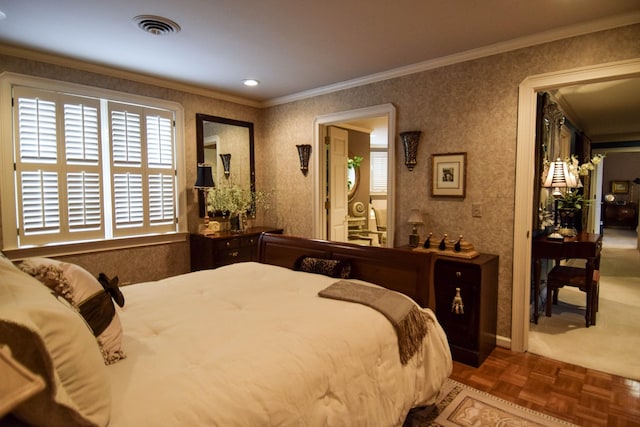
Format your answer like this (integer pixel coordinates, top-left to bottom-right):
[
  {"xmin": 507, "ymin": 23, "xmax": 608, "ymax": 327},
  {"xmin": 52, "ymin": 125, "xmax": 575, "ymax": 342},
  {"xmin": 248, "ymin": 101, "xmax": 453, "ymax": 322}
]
[
  {"xmin": 611, "ymin": 180, "xmax": 629, "ymax": 194},
  {"xmin": 431, "ymin": 152, "xmax": 466, "ymax": 198}
]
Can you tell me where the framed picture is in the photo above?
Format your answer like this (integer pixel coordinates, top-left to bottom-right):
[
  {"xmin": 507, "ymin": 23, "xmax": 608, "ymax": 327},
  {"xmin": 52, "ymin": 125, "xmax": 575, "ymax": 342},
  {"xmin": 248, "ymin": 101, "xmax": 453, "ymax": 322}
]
[
  {"xmin": 611, "ymin": 180, "xmax": 629, "ymax": 194},
  {"xmin": 432, "ymin": 152, "xmax": 466, "ymax": 198}
]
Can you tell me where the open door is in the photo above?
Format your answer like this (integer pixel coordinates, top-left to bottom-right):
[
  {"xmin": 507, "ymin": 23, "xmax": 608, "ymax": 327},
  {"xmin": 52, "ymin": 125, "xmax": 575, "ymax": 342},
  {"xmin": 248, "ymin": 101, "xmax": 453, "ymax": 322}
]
[{"xmin": 328, "ymin": 126, "xmax": 349, "ymax": 242}]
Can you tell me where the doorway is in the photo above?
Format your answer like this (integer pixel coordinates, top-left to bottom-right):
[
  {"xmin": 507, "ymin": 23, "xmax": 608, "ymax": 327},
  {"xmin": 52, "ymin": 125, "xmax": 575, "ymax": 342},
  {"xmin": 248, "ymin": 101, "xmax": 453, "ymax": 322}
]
[
  {"xmin": 312, "ymin": 104, "xmax": 397, "ymax": 247},
  {"xmin": 511, "ymin": 58, "xmax": 640, "ymax": 352}
]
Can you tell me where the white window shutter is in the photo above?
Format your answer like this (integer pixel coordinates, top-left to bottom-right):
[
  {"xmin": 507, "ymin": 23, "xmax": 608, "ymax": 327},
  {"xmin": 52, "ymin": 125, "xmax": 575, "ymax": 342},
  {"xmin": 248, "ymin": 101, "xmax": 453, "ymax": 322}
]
[
  {"xmin": 20, "ymin": 170, "xmax": 60, "ymax": 233},
  {"xmin": 370, "ymin": 151, "xmax": 388, "ymax": 194}
]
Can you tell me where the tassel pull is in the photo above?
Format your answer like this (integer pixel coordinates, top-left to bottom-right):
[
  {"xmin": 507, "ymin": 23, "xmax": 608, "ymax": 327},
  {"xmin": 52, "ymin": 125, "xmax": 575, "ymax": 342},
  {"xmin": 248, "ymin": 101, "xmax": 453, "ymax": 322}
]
[{"xmin": 451, "ymin": 287, "xmax": 464, "ymax": 314}]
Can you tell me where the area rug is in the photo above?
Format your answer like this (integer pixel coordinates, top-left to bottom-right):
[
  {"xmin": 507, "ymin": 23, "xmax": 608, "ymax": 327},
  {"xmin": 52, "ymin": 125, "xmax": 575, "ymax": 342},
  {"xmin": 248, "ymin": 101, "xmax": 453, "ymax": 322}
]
[{"xmin": 404, "ymin": 379, "xmax": 577, "ymax": 427}]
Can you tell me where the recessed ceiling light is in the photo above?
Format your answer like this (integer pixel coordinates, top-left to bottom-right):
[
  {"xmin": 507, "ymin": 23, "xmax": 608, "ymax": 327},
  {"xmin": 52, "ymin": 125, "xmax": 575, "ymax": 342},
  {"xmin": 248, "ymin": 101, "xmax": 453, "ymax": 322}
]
[
  {"xmin": 133, "ymin": 15, "xmax": 181, "ymax": 36},
  {"xmin": 243, "ymin": 79, "xmax": 260, "ymax": 87}
]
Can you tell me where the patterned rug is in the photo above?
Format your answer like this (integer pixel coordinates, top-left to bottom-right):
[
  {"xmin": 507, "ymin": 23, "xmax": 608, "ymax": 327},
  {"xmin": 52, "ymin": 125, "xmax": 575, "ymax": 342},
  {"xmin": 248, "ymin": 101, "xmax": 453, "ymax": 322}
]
[{"xmin": 404, "ymin": 379, "xmax": 578, "ymax": 427}]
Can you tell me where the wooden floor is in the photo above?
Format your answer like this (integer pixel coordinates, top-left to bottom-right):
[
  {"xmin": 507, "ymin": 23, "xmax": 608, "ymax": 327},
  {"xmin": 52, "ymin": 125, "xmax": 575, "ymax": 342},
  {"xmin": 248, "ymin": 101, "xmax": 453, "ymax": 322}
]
[{"xmin": 450, "ymin": 347, "xmax": 640, "ymax": 427}]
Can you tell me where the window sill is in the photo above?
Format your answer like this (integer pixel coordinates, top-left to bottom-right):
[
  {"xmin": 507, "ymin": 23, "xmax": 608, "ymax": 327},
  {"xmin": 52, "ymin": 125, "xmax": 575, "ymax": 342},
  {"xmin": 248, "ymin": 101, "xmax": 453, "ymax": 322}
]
[{"xmin": 3, "ymin": 233, "xmax": 189, "ymax": 261}]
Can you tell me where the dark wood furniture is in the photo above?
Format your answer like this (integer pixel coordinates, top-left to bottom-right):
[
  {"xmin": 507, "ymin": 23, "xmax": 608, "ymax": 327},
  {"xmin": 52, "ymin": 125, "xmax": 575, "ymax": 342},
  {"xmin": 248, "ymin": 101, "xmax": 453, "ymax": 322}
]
[
  {"xmin": 257, "ymin": 233, "xmax": 434, "ymax": 308},
  {"xmin": 546, "ymin": 264, "xmax": 600, "ymax": 326},
  {"xmin": 532, "ymin": 231, "xmax": 602, "ymax": 327},
  {"xmin": 190, "ymin": 227, "xmax": 283, "ymax": 271},
  {"xmin": 433, "ymin": 254, "xmax": 499, "ymax": 367},
  {"xmin": 603, "ymin": 202, "xmax": 638, "ymax": 229}
]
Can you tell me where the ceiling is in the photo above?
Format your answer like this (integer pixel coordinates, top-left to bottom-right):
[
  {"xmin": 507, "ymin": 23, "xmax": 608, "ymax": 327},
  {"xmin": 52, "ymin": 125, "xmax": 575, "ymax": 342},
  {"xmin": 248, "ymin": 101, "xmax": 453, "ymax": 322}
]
[{"xmin": 1, "ymin": 1, "xmax": 639, "ymax": 140}]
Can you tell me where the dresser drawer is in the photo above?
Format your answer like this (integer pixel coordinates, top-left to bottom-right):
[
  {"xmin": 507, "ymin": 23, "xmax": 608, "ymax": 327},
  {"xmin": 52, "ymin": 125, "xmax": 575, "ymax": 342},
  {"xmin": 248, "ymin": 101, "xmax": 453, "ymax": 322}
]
[
  {"xmin": 214, "ymin": 246, "xmax": 252, "ymax": 266},
  {"xmin": 190, "ymin": 228, "xmax": 284, "ymax": 271},
  {"xmin": 433, "ymin": 254, "xmax": 498, "ymax": 367}
]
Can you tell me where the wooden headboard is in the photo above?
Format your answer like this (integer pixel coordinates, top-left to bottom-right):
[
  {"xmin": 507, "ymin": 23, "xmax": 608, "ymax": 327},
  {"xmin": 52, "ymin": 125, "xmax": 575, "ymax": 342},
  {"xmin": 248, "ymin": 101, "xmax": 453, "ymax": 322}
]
[{"xmin": 257, "ymin": 233, "xmax": 435, "ymax": 309}]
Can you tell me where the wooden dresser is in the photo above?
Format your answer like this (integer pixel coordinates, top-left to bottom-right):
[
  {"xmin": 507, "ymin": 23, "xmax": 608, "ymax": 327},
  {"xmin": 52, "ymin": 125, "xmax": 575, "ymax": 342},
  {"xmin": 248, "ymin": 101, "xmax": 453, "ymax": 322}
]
[
  {"xmin": 603, "ymin": 202, "xmax": 638, "ymax": 229},
  {"xmin": 190, "ymin": 227, "xmax": 283, "ymax": 271},
  {"xmin": 433, "ymin": 254, "xmax": 499, "ymax": 367}
]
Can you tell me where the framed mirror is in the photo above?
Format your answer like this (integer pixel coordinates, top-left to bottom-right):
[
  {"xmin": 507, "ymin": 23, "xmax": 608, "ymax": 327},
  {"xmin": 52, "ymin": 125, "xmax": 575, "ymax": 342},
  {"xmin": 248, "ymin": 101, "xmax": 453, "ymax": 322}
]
[{"xmin": 196, "ymin": 114, "xmax": 255, "ymax": 217}]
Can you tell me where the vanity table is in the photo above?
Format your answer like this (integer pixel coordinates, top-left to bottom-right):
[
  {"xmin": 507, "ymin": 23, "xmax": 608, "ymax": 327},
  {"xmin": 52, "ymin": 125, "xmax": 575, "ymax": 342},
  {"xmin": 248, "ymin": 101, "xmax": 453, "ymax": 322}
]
[
  {"xmin": 190, "ymin": 227, "xmax": 283, "ymax": 271},
  {"xmin": 532, "ymin": 231, "xmax": 602, "ymax": 325}
]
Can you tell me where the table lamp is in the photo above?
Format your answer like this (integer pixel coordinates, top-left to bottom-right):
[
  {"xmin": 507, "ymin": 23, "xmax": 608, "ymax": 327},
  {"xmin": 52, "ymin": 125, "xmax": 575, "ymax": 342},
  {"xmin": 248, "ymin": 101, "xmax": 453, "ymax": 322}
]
[
  {"xmin": 542, "ymin": 158, "xmax": 575, "ymax": 240},
  {"xmin": 194, "ymin": 163, "xmax": 215, "ymax": 227},
  {"xmin": 408, "ymin": 209, "xmax": 423, "ymax": 247}
]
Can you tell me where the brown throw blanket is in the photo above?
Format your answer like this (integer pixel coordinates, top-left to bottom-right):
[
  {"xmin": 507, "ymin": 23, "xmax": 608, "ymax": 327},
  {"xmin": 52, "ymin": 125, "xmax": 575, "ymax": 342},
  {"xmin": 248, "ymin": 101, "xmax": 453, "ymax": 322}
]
[{"xmin": 318, "ymin": 280, "xmax": 429, "ymax": 365}]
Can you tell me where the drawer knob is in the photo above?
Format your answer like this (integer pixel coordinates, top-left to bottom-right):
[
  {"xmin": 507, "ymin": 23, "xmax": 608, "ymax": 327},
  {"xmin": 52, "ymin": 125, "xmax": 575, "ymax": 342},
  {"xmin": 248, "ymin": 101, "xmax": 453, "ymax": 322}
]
[
  {"xmin": 226, "ymin": 241, "xmax": 231, "ymax": 247},
  {"xmin": 451, "ymin": 287, "xmax": 464, "ymax": 314},
  {"xmin": 456, "ymin": 271, "xmax": 462, "ymax": 278}
]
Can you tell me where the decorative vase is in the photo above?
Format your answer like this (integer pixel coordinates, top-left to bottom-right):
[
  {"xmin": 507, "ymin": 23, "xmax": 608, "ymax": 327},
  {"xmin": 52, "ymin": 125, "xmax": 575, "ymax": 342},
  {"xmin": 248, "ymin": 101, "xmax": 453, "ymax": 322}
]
[
  {"xmin": 558, "ymin": 208, "xmax": 578, "ymax": 237},
  {"xmin": 399, "ymin": 131, "xmax": 421, "ymax": 171},
  {"xmin": 230, "ymin": 213, "xmax": 245, "ymax": 232}
]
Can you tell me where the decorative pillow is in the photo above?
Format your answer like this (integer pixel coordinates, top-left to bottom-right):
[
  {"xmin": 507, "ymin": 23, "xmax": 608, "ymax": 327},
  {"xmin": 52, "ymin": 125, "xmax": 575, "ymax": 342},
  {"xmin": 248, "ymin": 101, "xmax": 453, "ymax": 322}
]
[
  {"xmin": 294, "ymin": 256, "xmax": 351, "ymax": 279},
  {"xmin": 19, "ymin": 258, "xmax": 126, "ymax": 365},
  {"xmin": 0, "ymin": 257, "xmax": 111, "ymax": 426}
]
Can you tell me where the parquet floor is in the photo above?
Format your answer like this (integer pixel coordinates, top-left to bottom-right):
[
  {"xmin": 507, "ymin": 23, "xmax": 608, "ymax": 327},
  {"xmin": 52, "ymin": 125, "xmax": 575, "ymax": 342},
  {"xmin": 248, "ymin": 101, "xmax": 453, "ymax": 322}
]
[{"xmin": 449, "ymin": 347, "xmax": 640, "ymax": 426}]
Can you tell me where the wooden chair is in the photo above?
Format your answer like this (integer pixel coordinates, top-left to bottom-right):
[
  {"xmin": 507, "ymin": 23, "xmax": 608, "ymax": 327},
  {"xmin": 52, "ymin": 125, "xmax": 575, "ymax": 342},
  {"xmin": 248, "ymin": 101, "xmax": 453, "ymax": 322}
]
[{"xmin": 545, "ymin": 260, "xmax": 600, "ymax": 327}]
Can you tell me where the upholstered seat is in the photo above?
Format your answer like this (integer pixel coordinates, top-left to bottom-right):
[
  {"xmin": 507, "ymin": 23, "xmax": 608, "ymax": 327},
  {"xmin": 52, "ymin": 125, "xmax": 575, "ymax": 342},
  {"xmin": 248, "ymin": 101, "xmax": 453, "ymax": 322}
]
[{"xmin": 546, "ymin": 264, "xmax": 600, "ymax": 327}]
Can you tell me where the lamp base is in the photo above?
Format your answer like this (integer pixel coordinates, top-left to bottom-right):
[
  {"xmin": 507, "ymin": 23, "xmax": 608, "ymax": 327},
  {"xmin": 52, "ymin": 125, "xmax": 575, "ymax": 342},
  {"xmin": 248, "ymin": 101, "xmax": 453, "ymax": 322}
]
[
  {"xmin": 409, "ymin": 233, "xmax": 419, "ymax": 247},
  {"xmin": 546, "ymin": 230, "xmax": 564, "ymax": 241}
]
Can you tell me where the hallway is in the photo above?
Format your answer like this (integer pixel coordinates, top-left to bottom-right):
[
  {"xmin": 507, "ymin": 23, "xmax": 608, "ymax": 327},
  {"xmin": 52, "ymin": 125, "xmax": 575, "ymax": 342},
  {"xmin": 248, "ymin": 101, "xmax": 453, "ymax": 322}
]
[{"xmin": 528, "ymin": 228, "xmax": 640, "ymax": 380}]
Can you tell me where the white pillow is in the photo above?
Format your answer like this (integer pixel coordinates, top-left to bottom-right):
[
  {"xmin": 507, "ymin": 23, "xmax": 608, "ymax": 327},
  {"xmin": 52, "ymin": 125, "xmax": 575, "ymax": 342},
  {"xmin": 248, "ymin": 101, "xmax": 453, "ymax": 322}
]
[
  {"xmin": 0, "ymin": 256, "xmax": 111, "ymax": 426},
  {"xmin": 19, "ymin": 257, "xmax": 126, "ymax": 365}
]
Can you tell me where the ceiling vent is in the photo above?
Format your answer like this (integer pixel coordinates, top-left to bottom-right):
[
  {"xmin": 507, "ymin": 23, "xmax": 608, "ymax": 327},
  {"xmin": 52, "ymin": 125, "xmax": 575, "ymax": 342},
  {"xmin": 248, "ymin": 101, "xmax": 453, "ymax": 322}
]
[{"xmin": 134, "ymin": 15, "xmax": 181, "ymax": 36}]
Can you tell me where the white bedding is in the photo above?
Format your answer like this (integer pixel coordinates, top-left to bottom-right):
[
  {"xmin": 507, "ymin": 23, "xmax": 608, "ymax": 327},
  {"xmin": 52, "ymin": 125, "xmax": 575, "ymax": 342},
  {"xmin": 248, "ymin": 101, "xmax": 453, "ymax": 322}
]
[{"xmin": 107, "ymin": 262, "xmax": 452, "ymax": 427}]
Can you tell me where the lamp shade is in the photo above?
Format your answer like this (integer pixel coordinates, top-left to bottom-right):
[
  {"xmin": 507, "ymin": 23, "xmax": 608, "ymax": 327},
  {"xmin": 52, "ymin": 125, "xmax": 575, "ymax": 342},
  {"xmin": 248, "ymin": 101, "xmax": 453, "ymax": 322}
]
[
  {"xmin": 408, "ymin": 209, "xmax": 423, "ymax": 225},
  {"xmin": 634, "ymin": 177, "xmax": 640, "ymax": 185},
  {"xmin": 543, "ymin": 158, "xmax": 578, "ymax": 194},
  {"xmin": 194, "ymin": 163, "xmax": 215, "ymax": 188}
]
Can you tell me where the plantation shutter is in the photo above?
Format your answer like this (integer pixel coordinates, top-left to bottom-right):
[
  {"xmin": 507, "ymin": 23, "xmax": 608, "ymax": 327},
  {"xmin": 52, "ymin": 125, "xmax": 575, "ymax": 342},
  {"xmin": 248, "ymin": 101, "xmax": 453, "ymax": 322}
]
[
  {"xmin": 62, "ymin": 95, "xmax": 103, "ymax": 236},
  {"xmin": 370, "ymin": 150, "xmax": 388, "ymax": 194},
  {"xmin": 109, "ymin": 103, "xmax": 176, "ymax": 236},
  {"xmin": 13, "ymin": 88, "xmax": 103, "ymax": 245}
]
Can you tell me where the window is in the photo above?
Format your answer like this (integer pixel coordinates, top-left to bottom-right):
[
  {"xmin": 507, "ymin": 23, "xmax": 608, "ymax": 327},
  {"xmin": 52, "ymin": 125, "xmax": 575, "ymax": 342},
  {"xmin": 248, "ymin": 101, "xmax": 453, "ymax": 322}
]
[
  {"xmin": 370, "ymin": 150, "xmax": 388, "ymax": 194},
  {"xmin": 1, "ymin": 75, "xmax": 186, "ymax": 250}
]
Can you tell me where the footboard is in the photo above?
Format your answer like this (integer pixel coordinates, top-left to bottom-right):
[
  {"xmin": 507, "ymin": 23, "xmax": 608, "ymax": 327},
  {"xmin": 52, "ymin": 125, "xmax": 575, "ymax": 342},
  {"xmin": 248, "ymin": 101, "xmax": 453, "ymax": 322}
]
[{"xmin": 257, "ymin": 233, "xmax": 434, "ymax": 309}]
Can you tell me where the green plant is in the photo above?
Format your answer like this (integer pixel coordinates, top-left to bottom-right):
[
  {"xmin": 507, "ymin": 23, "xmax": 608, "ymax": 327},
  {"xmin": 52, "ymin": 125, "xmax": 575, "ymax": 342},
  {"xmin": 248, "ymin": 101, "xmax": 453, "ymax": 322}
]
[
  {"xmin": 207, "ymin": 183, "xmax": 272, "ymax": 217},
  {"xmin": 347, "ymin": 155, "xmax": 363, "ymax": 169},
  {"xmin": 557, "ymin": 190, "xmax": 589, "ymax": 210}
]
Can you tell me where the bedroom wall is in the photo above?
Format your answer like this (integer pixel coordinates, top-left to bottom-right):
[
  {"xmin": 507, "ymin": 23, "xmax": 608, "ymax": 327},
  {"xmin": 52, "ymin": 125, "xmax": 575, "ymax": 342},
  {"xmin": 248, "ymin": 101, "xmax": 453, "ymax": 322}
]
[
  {"xmin": 1, "ymin": 24, "xmax": 638, "ymax": 338},
  {"xmin": 0, "ymin": 53, "xmax": 263, "ymax": 284},
  {"xmin": 260, "ymin": 24, "xmax": 640, "ymax": 339}
]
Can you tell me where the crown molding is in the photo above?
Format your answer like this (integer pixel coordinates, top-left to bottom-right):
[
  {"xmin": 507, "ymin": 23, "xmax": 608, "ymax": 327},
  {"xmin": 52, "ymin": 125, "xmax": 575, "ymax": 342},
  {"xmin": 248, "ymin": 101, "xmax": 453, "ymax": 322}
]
[
  {"xmin": 263, "ymin": 12, "xmax": 640, "ymax": 107},
  {"xmin": 0, "ymin": 43, "xmax": 262, "ymax": 109}
]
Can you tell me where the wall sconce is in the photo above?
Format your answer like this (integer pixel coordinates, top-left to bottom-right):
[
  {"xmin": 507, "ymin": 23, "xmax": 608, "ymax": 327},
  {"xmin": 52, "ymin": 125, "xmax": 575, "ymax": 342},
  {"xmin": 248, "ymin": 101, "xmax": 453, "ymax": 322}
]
[
  {"xmin": 219, "ymin": 153, "xmax": 231, "ymax": 178},
  {"xmin": 194, "ymin": 163, "xmax": 215, "ymax": 227},
  {"xmin": 400, "ymin": 131, "xmax": 421, "ymax": 171},
  {"xmin": 407, "ymin": 209, "xmax": 423, "ymax": 247},
  {"xmin": 296, "ymin": 144, "xmax": 311, "ymax": 175}
]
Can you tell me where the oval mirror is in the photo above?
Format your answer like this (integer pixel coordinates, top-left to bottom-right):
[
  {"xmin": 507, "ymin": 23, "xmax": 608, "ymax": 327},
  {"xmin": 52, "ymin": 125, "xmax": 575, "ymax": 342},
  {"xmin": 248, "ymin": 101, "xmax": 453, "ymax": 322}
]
[{"xmin": 347, "ymin": 165, "xmax": 360, "ymax": 202}]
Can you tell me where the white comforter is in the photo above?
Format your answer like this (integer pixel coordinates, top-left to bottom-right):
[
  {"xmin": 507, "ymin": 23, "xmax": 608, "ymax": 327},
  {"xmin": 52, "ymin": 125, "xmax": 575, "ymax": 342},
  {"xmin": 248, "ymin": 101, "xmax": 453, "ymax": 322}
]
[{"xmin": 108, "ymin": 262, "xmax": 452, "ymax": 426}]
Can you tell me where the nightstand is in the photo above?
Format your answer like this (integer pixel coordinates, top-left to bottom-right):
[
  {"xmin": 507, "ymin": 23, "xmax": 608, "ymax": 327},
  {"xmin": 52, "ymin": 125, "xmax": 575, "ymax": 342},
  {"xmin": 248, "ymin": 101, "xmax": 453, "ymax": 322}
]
[
  {"xmin": 433, "ymin": 254, "xmax": 499, "ymax": 367},
  {"xmin": 190, "ymin": 227, "xmax": 283, "ymax": 271}
]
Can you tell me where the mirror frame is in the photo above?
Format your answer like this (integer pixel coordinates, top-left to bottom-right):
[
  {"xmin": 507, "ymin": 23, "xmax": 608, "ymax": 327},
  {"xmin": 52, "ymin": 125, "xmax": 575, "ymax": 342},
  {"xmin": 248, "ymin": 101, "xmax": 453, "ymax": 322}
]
[
  {"xmin": 347, "ymin": 165, "xmax": 360, "ymax": 202},
  {"xmin": 196, "ymin": 113, "xmax": 255, "ymax": 218}
]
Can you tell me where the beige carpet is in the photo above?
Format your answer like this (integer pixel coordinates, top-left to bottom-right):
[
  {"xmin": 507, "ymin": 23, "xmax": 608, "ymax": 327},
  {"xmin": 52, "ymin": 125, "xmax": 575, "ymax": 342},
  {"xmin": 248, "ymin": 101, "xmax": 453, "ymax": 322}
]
[
  {"xmin": 529, "ymin": 228, "xmax": 640, "ymax": 380},
  {"xmin": 404, "ymin": 379, "xmax": 577, "ymax": 426}
]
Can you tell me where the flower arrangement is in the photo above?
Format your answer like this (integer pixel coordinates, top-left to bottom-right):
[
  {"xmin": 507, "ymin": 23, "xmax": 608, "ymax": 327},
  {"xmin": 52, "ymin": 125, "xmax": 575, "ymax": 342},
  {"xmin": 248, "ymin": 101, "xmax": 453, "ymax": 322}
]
[
  {"xmin": 542, "ymin": 154, "xmax": 605, "ymax": 211},
  {"xmin": 207, "ymin": 183, "xmax": 272, "ymax": 218}
]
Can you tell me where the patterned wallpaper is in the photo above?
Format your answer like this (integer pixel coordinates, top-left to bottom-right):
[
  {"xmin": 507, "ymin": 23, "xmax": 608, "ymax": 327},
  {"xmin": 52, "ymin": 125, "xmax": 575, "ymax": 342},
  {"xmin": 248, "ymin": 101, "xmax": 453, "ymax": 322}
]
[
  {"xmin": 1, "ymin": 24, "xmax": 638, "ymax": 337},
  {"xmin": 259, "ymin": 24, "xmax": 640, "ymax": 338}
]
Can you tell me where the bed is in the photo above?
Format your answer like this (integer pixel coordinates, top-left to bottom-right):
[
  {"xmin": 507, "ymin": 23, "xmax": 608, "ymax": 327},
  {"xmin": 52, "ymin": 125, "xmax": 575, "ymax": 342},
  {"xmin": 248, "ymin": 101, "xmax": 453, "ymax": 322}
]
[{"xmin": 1, "ymin": 233, "xmax": 452, "ymax": 427}]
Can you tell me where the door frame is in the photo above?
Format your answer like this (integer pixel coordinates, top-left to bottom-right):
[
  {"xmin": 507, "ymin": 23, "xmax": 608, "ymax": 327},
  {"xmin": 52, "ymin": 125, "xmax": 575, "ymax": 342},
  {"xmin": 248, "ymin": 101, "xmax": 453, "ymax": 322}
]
[
  {"xmin": 511, "ymin": 58, "xmax": 640, "ymax": 352},
  {"xmin": 312, "ymin": 104, "xmax": 396, "ymax": 246}
]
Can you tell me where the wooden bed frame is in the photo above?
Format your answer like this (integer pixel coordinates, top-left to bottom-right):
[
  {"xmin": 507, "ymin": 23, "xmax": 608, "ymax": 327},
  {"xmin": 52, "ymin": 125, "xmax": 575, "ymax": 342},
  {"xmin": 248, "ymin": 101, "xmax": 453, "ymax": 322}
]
[{"xmin": 257, "ymin": 233, "xmax": 435, "ymax": 309}]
